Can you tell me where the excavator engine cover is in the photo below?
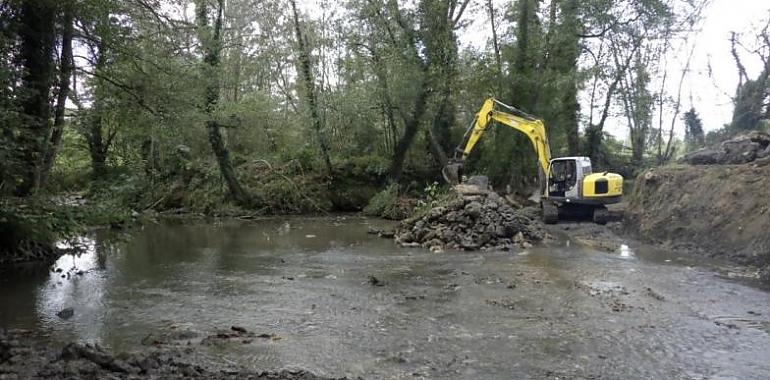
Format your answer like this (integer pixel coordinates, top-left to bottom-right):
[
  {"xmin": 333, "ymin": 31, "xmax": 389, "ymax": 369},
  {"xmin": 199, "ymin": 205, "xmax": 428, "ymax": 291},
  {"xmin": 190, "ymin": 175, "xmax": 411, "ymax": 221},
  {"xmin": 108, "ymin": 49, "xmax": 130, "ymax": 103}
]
[{"xmin": 582, "ymin": 172, "xmax": 623, "ymax": 199}]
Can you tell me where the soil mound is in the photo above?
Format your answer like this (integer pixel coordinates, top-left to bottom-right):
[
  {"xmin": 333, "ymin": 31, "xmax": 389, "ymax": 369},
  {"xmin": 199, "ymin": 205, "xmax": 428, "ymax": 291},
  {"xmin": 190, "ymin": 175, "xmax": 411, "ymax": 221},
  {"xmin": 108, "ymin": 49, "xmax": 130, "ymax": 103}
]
[
  {"xmin": 394, "ymin": 183, "xmax": 546, "ymax": 252},
  {"xmin": 626, "ymin": 162, "xmax": 770, "ymax": 277},
  {"xmin": 682, "ymin": 131, "xmax": 770, "ymax": 165}
]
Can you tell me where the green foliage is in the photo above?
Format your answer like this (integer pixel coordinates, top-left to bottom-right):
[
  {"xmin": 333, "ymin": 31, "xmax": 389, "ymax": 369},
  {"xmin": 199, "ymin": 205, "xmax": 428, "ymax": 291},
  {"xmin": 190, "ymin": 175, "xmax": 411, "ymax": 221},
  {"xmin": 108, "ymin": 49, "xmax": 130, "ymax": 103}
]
[
  {"xmin": 683, "ymin": 107, "xmax": 705, "ymax": 151},
  {"xmin": 415, "ymin": 181, "xmax": 446, "ymax": 211},
  {"xmin": 0, "ymin": 198, "xmax": 82, "ymax": 254},
  {"xmin": 363, "ymin": 183, "xmax": 416, "ymax": 220}
]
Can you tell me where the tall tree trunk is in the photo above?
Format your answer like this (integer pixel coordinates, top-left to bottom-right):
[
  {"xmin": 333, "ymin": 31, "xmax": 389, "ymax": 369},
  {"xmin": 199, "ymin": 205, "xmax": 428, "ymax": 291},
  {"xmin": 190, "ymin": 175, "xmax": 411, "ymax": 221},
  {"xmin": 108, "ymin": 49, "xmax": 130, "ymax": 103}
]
[
  {"xmin": 370, "ymin": 44, "xmax": 399, "ymax": 156},
  {"xmin": 87, "ymin": 111, "xmax": 108, "ymax": 177},
  {"xmin": 390, "ymin": 88, "xmax": 429, "ymax": 182},
  {"xmin": 15, "ymin": 0, "xmax": 57, "ymax": 196},
  {"xmin": 85, "ymin": 40, "xmax": 111, "ymax": 178},
  {"xmin": 555, "ymin": 0, "xmax": 580, "ymax": 155},
  {"xmin": 486, "ymin": 0, "xmax": 502, "ymax": 91},
  {"xmin": 562, "ymin": 82, "xmax": 580, "ymax": 155},
  {"xmin": 197, "ymin": 0, "xmax": 251, "ymax": 206},
  {"xmin": 40, "ymin": 2, "xmax": 74, "ymax": 186},
  {"xmin": 290, "ymin": 0, "xmax": 333, "ymax": 177},
  {"xmin": 511, "ymin": 0, "xmax": 540, "ymax": 109}
]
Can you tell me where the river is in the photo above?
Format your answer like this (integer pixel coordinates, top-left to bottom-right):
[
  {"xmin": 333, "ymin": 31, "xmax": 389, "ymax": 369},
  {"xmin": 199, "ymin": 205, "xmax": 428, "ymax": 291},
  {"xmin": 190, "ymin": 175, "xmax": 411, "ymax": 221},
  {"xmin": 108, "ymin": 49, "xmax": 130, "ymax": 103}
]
[{"xmin": 1, "ymin": 216, "xmax": 770, "ymax": 379}]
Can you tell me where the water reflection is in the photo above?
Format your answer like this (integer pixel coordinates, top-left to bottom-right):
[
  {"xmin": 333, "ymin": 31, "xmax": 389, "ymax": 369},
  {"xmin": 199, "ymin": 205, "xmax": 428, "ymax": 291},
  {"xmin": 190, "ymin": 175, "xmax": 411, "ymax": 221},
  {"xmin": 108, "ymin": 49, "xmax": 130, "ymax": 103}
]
[
  {"xmin": 39, "ymin": 236, "xmax": 107, "ymax": 343},
  {"xmin": 618, "ymin": 244, "xmax": 634, "ymax": 258}
]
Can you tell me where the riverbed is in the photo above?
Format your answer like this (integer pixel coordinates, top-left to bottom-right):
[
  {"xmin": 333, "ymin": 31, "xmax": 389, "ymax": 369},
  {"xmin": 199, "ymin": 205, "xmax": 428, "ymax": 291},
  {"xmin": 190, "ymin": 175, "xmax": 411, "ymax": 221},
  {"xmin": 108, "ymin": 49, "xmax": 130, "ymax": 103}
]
[{"xmin": 2, "ymin": 216, "xmax": 770, "ymax": 379}]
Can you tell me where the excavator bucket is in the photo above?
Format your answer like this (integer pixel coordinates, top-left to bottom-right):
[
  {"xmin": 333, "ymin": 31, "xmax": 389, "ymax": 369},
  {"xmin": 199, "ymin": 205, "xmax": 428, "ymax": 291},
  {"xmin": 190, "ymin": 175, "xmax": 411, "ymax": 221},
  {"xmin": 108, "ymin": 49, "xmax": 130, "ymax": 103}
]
[
  {"xmin": 442, "ymin": 162, "xmax": 463, "ymax": 185},
  {"xmin": 528, "ymin": 189, "xmax": 542, "ymax": 204}
]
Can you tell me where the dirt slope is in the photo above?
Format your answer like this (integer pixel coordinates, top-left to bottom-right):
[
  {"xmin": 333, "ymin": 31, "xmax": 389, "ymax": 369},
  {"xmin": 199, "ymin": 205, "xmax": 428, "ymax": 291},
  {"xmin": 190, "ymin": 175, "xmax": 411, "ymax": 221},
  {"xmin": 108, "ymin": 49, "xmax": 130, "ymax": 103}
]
[{"xmin": 625, "ymin": 162, "xmax": 770, "ymax": 270}]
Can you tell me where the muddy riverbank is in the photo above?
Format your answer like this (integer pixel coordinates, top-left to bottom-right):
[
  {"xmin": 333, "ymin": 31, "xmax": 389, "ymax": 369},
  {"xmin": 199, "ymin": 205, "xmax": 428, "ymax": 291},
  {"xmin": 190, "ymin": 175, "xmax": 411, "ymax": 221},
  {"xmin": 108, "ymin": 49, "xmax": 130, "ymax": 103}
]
[
  {"xmin": 2, "ymin": 216, "xmax": 770, "ymax": 379},
  {"xmin": 626, "ymin": 163, "xmax": 770, "ymax": 280},
  {"xmin": 0, "ymin": 328, "xmax": 338, "ymax": 379}
]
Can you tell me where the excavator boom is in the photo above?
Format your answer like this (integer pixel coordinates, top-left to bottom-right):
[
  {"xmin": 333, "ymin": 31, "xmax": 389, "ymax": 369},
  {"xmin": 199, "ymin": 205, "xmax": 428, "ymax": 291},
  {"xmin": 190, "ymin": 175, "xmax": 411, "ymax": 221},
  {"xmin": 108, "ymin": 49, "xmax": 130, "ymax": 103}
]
[{"xmin": 443, "ymin": 98, "xmax": 552, "ymax": 184}]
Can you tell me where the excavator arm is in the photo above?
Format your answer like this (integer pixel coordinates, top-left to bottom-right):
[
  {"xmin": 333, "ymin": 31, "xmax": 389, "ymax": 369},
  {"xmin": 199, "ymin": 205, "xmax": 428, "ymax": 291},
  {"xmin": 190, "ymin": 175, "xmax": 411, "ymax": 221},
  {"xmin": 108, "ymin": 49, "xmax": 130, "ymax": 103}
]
[{"xmin": 443, "ymin": 98, "xmax": 552, "ymax": 184}]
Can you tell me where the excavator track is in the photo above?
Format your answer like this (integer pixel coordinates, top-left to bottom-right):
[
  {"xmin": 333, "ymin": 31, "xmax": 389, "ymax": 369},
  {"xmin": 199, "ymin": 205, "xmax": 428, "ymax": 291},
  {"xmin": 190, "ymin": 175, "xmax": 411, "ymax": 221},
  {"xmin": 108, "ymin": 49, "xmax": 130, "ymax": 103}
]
[{"xmin": 542, "ymin": 201, "xmax": 559, "ymax": 224}]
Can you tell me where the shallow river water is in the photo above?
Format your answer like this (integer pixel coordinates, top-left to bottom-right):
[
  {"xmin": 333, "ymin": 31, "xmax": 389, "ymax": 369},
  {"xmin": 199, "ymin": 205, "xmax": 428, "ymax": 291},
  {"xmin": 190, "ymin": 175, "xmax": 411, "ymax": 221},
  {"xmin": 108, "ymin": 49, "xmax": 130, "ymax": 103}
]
[{"xmin": 2, "ymin": 216, "xmax": 770, "ymax": 379}]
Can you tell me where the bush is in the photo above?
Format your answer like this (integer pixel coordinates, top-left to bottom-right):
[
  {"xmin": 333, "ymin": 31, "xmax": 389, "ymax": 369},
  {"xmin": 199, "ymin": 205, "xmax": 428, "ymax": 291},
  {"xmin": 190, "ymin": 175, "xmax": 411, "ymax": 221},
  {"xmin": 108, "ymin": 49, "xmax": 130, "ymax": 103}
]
[{"xmin": 0, "ymin": 197, "xmax": 83, "ymax": 265}]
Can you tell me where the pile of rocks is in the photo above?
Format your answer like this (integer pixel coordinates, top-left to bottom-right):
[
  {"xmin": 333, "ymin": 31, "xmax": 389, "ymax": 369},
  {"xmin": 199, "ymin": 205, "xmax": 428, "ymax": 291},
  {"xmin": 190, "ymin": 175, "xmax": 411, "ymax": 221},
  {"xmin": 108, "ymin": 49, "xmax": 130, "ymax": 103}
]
[
  {"xmin": 682, "ymin": 131, "xmax": 770, "ymax": 165},
  {"xmin": 394, "ymin": 183, "xmax": 546, "ymax": 252}
]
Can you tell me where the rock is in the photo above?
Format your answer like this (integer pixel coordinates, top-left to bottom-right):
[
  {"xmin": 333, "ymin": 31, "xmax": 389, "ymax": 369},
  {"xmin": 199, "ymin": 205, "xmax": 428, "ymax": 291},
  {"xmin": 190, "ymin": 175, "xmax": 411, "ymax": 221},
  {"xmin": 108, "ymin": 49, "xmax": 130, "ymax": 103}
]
[
  {"xmin": 722, "ymin": 139, "xmax": 759, "ymax": 164},
  {"xmin": 368, "ymin": 275, "xmax": 384, "ymax": 286},
  {"xmin": 230, "ymin": 326, "xmax": 248, "ymax": 334},
  {"xmin": 56, "ymin": 307, "xmax": 74, "ymax": 320},
  {"xmin": 757, "ymin": 145, "xmax": 770, "ymax": 159},
  {"xmin": 61, "ymin": 343, "xmax": 127, "ymax": 372},
  {"xmin": 682, "ymin": 148, "xmax": 721, "ymax": 165},
  {"xmin": 465, "ymin": 175, "xmax": 490, "ymax": 189},
  {"xmin": 683, "ymin": 131, "xmax": 770, "ymax": 165},
  {"xmin": 464, "ymin": 201, "xmax": 483, "ymax": 218}
]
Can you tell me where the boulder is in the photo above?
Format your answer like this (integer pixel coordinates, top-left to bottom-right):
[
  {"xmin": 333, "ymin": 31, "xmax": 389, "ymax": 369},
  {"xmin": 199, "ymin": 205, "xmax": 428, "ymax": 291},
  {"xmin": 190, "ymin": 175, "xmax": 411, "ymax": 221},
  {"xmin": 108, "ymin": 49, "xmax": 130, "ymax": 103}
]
[
  {"xmin": 683, "ymin": 131, "xmax": 770, "ymax": 165},
  {"xmin": 682, "ymin": 148, "xmax": 721, "ymax": 165}
]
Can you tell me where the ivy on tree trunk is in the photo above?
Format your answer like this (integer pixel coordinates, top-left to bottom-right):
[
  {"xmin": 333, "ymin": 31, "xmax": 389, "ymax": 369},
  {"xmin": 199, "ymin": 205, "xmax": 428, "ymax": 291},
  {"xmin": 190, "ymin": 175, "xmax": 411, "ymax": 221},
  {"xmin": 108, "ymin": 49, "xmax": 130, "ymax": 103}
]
[
  {"xmin": 289, "ymin": 0, "xmax": 334, "ymax": 178},
  {"xmin": 15, "ymin": 0, "xmax": 57, "ymax": 196},
  {"xmin": 197, "ymin": 0, "xmax": 251, "ymax": 207}
]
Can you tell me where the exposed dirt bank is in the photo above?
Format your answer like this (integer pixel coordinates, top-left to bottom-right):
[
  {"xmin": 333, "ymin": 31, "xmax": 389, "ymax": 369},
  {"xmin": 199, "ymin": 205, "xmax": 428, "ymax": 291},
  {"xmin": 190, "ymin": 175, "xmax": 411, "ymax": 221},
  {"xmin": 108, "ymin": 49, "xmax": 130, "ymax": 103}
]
[
  {"xmin": 0, "ymin": 328, "xmax": 340, "ymax": 380},
  {"xmin": 625, "ymin": 162, "xmax": 770, "ymax": 280}
]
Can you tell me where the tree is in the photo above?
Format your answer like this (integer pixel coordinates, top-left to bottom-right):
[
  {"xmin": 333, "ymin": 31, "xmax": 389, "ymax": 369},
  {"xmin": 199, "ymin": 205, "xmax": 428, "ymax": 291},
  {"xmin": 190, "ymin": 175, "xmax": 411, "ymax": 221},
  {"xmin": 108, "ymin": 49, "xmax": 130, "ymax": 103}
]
[
  {"xmin": 289, "ymin": 0, "xmax": 333, "ymax": 177},
  {"xmin": 683, "ymin": 107, "xmax": 705, "ymax": 149},
  {"xmin": 729, "ymin": 25, "xmax": 770, "ymax": 132},
  {"xmin": 549, "ymin": 0, "xmax": 581, "ymax": 156},
  {"xmin": 40, "ymin": 1, "xmax": 75, "ymax": 186},
  {"xmin": 351, "ymin": 0, "xmax": 468, "ymax": 183},
  {"xmin": 196, "ymin": 0, "xmax": 251, "ymax": 206},
  {"xmin": 14, "ymin": 0, "xmax": 57, "ymax": 195}
]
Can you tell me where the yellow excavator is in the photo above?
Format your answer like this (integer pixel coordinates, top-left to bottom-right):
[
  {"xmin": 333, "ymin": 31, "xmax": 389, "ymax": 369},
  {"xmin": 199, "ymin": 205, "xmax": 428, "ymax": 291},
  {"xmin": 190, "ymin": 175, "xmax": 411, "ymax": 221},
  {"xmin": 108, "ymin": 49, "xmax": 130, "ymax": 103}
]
[{"xmin": 442, "ymin": 98, "xmax": 623, "ymax": 224}]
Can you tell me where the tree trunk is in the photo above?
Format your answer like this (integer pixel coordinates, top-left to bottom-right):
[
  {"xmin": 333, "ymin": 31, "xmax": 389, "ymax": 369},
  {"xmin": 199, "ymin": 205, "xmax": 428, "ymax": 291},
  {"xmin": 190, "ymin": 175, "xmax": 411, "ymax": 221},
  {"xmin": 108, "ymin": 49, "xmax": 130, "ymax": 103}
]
[
  {"xmin": 197, "ymin": 0, "xmax": 251, "ymax": 206},
  {"xmin": 486, "ymin": 0, "xmax": 502, "ymax": 90},
  {"xmin": 85, "ymin": 39, "xmax": 111, "ymax": 178},
  {"xmin": 14, "ymin": 0, "xmax": 57, "ymax": 196},
  {"xmin": 87, "ymin": 114, "xmax": 108, "ymax": 178},
  {"xmin": 390, "ymin": 88, "xmax": 429, "ymax": 182},
  {"xmin": 290, "ymin": 0, "xmax": 333, "ymax": 177},
  {"xmin": 562, "ymin": 83, "xmax": 580, "ymax": 155},
  {"xmin": 40, "ymin": 3, "xmax": 74, "ymax": 186},
  {"xmin": 556, "ymin": 0, "xmax": 580, "ymax": 155},
  {"xmin": 370, "ymin": 45, "xmax": 399, "ymax": 155}
]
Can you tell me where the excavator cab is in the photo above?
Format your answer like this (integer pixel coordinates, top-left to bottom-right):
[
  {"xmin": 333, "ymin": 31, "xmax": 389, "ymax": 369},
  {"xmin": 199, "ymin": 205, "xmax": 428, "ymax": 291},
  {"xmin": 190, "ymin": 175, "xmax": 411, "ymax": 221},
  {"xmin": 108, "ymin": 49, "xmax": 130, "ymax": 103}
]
[
  {"xmin": 547, "ymin": 157, "xmax": 596, "ymax": 199},
  {"xmin": 547, "ymin": 158, "xmax": 578, "ymax": 197}
]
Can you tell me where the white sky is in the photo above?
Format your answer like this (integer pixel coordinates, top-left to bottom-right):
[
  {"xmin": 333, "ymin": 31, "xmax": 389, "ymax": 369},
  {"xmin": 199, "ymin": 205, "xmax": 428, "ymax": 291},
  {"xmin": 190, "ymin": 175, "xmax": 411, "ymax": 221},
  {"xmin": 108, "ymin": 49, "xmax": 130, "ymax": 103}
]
[{"xmin": 678, "ymin": 0, "xmax": 769, "ymax": 132}]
